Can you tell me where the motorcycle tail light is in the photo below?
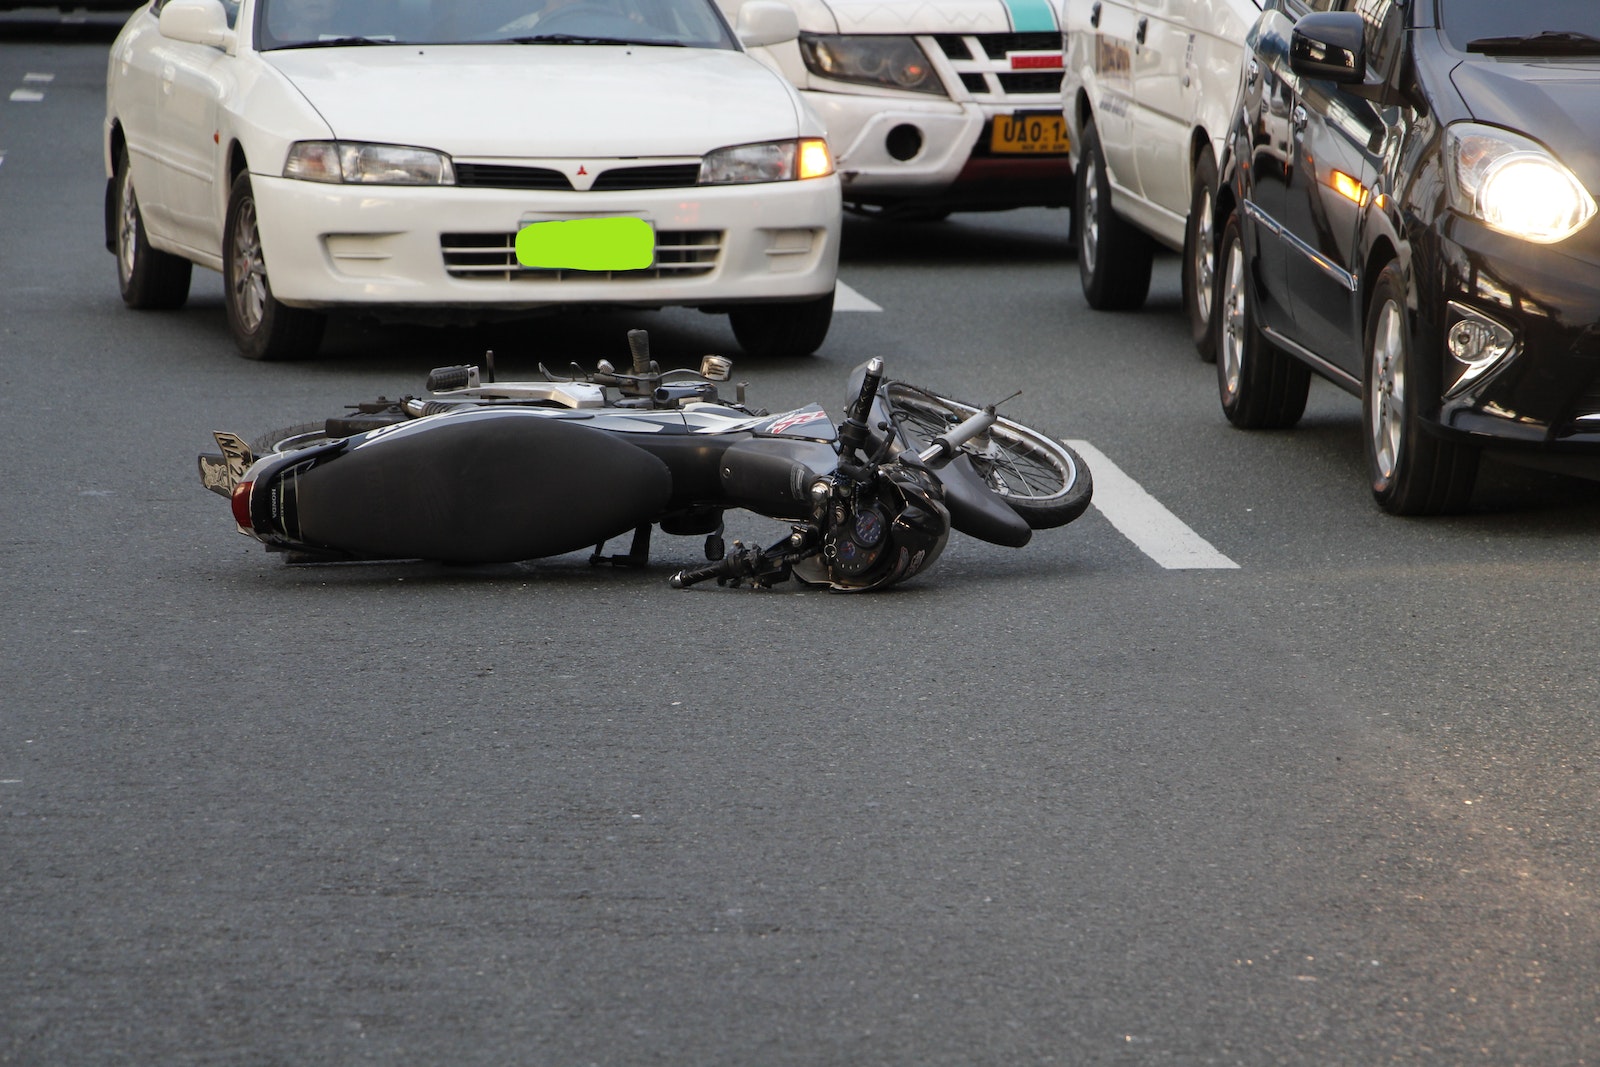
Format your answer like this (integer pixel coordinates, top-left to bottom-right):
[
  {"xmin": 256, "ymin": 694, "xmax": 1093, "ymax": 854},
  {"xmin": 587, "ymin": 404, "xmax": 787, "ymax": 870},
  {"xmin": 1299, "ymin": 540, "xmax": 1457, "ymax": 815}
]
[{"xmin": 231, "ymin": 480, "xmax": 254, "ymax": 531}]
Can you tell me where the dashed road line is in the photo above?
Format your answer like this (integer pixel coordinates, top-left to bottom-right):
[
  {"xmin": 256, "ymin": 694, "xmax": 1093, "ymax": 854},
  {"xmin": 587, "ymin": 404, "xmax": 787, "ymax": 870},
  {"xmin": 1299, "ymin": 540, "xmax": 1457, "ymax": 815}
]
[
  {"xmin": 10, "ymin": 72, "xmax": 54, "ymax": 103},
  {"xmin": 836, "ymin": 280, "xmax": 880, "ymax": 312},
  {"xmin": 1066, "ymin": 439, "xmax": 1239, "ymax": 570}
]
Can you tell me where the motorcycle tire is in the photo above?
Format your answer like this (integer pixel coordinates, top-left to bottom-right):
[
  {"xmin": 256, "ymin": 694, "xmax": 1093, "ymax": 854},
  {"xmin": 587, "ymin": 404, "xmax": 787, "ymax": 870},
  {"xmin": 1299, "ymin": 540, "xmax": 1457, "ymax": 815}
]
[
  {"xmin": 250, "ymin": 423, "xmax": 336, "ymax": 455},
  {"xmin": 882, "ymin": 382, "xmax": 1093, "ymax": 529}
]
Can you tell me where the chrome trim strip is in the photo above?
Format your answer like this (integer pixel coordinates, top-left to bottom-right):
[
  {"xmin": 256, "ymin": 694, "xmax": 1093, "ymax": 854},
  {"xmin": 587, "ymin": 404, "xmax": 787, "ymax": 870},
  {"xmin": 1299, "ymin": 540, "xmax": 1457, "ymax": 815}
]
[
  {"xmin": 1260, "ymin": 322, "xmax": 1360, "ymax": 392},
  {"xmin": 1241, "ymin": 197, "xmax": 1357, "ymax": 293}
]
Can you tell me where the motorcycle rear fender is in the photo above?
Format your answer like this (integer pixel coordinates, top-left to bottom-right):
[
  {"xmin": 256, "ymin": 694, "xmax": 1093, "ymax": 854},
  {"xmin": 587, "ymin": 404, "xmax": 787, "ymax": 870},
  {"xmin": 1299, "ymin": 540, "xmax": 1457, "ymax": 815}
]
[{"xmin": 278, "ymin": 410, "xmax": 673, "ymax": 563}]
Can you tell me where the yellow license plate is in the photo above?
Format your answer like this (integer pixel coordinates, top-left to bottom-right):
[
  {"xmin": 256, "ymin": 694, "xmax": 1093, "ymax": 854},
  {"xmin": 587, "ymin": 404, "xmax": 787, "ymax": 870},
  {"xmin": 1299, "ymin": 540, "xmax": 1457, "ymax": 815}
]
[{"xmin": 990, "ymin": 113, "xmax": 1070, "ymax": 155}]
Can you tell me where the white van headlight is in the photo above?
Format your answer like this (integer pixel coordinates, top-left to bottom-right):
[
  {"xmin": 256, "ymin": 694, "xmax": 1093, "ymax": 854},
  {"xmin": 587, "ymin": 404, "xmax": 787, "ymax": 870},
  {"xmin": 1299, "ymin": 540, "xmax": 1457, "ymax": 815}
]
[{"xmin": 1447, "ymin": 122, "xmax": 1595, "ymax": 243}]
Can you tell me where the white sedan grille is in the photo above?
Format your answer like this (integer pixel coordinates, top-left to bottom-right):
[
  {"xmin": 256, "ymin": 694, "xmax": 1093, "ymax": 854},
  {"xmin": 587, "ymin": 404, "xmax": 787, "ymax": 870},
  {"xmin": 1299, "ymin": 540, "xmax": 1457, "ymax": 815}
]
[{"xmin": 441, "ymin": 230, "xmax": 724, "ymax": 281}]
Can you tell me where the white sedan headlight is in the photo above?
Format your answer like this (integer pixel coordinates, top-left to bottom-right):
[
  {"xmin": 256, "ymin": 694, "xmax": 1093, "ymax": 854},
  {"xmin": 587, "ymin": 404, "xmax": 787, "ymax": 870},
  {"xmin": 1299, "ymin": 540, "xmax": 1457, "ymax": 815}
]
[
  {"xmin": 284, "ymin": 141, "xmax": 456, "ymax": 185},
  {"xmin": 700, "ymin": 139, "xmax": 834, "ymax": 184},
  {"xmin": 1446, "ymin": 122, "xmax": 1596, "ymax": 243}
]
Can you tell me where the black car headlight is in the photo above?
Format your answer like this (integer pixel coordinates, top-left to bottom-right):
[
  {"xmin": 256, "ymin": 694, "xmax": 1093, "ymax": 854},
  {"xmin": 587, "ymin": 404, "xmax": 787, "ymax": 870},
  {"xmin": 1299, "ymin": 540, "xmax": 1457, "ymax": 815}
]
[
  {"xmin": 1446, "ymin": 122, "xmax": 1595, "ymax": 244},
  {"xmin": 799, "ymin": 34, "xmax": 944, "ymax": 95}
]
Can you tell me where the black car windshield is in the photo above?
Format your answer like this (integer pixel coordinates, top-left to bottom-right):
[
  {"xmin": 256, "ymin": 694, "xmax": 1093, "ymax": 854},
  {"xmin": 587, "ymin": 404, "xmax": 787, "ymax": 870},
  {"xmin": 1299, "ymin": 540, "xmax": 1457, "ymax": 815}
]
[
  {"xmin": 1439, "ymin": 0, "xmax": 1600, "ymax": 53},
  {"xmin": 256, "ymin": 0, "xmax": 738, "ymax": 51}
]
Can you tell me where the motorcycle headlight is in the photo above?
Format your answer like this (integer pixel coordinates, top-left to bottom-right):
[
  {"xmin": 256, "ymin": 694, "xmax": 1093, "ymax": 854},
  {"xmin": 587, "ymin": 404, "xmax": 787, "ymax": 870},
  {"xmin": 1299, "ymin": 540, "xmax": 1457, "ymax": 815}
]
[
  {"xmin": 284, "ymin": 141, "xmax": 456, "ymax": 185},
  {"xmin": 1446, "ymin": 122, "xmax": 1595, "ymax": 243},
  {"xmin": 699, "ymin": 139, "xmax": 834, "ymax": 184},
  {"xmin": 799, "ymin": 33, "xmax": 943, "ymax": 95}
]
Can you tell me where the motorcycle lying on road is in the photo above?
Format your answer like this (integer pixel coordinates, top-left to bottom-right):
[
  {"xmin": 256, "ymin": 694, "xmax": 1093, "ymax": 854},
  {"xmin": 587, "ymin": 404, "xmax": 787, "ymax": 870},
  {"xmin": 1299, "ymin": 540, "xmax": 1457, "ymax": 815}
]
[{"xmin": 198, "ymin": 330, "xmax": 1092, "ymax": 591}]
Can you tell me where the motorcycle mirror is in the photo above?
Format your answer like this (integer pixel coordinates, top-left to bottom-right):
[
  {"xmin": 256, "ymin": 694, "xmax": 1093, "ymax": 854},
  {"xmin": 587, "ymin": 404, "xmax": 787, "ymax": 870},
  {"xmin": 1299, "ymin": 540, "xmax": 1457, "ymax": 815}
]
[{"xmin": 700, "ymin": 355, "xmax": 733, "ymax": 382}]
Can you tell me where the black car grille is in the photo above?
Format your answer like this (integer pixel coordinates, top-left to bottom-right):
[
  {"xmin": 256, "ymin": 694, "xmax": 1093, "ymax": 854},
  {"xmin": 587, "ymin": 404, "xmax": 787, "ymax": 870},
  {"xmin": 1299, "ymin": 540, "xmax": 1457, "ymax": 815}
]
[
  {"xmin": 452, "ymin": 162, "xmax": 703, "ymax": 191},
  {"xmin": 441, "ymin": 230, "xmax": 723, "ymax": 280},
  {"xmin": 591, "ymin": 164, "xmax": 701, "ymax": 190},
  {"xmin": 453, "ymin": 163, "xmax": 571, "ymax": 190}
]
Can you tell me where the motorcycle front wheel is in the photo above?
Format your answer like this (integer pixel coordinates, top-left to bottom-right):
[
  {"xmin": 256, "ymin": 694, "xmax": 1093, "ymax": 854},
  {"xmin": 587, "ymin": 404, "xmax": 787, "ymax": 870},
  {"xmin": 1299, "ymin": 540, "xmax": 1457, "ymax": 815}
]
[
  {"xmin": 251, "ymin": 423, "xmax": 337, "ymax": 455},
  {"xmin": 883, "ymin": 382, "xmax": 1093, "ymax": 529}
]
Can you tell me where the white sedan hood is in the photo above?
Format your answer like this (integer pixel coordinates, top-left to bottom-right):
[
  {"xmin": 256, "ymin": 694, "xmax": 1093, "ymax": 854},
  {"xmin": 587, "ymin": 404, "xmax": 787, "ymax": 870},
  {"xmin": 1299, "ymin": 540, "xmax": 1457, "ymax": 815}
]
[{"xmin": 267, "ymin": 45, "xmax": 805, "ymax": 157}]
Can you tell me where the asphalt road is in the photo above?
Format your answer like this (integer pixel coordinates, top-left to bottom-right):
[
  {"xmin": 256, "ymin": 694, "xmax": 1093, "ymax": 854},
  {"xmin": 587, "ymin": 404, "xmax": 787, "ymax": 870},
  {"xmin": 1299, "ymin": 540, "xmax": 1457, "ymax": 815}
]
[{"xmin": 4, "ymin": 12, "xmax": 1600, "ymax": 1065}]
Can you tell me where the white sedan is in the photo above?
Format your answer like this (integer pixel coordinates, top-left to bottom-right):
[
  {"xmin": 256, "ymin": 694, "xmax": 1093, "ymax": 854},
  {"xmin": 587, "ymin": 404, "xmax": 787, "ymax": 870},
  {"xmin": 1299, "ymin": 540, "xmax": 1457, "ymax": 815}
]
[{"xmin": 104, "ymin": 0, "xmax": 842, "ymax": 359}]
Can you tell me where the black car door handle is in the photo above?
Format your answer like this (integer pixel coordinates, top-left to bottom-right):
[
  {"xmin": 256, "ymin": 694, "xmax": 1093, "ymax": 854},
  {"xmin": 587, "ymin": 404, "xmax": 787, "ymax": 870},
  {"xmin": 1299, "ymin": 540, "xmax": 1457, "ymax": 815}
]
[{"xmin": 1090, "ymin": 1, "xmax": 1101, "ymax": 28}]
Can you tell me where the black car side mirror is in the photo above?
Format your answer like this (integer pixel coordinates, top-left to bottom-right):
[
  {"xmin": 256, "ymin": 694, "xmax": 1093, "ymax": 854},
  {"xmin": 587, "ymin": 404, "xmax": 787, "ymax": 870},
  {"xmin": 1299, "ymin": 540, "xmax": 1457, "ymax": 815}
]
[{"xmin": 1289, "ymin": 11, "xmax": 1366, "ymax": 83}]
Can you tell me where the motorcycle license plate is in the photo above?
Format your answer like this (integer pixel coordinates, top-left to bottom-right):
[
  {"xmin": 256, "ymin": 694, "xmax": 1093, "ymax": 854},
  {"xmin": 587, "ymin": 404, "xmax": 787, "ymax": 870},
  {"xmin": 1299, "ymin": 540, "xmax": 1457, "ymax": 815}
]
[
  {"xmin": 990, "ymin": 113, "xmax": 1070, "ymax": 155},
  {"xmin": 515, "ymin": 216, "xmax": 654, "ymax": 271}
]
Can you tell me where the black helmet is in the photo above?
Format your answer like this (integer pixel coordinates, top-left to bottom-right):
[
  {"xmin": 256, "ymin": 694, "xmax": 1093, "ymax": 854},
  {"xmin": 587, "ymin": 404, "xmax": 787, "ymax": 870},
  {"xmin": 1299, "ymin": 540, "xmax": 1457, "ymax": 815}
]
[{"xmin": 793, "ymin": 465, "xmax": 950, "ymax": 592}]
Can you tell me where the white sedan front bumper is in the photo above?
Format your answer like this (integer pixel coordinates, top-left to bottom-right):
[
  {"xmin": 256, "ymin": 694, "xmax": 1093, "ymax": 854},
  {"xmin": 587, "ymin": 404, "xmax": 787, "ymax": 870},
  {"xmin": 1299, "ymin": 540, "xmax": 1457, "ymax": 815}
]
[{"xmin": 250, "ymin": 172, "xmax": 842, "ymax": 310}]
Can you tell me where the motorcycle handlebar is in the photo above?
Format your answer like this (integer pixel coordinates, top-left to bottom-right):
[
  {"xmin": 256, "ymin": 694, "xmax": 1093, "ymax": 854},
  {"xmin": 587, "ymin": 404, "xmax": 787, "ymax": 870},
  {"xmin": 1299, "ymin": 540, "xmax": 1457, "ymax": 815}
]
[
  {"xmin": 669, "ymin": 562, "xmax": 724, "ymax": 589},
  {"xmin": 848, "ymin": 358, "xmax": 884, "ymax": 423},
  {"xmin": 655, "ymin": 382, "xmax": 717, "ymax": 404},
  {"xmin": 838, "ymin": 357, "xmax": 885, "ymax": 459},
  {"xmin": 913, "ymin": 405, "xmax": 997, "ymax": 467},
  {"xmin": 627, "ymin": 329, "xmax": 653, "ymax": 377}
]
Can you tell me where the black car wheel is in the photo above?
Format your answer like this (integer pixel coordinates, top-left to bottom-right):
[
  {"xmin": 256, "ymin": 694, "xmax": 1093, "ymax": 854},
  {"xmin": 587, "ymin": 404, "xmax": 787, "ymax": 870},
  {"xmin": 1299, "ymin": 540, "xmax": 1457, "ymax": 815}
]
[
  {"xmin": 1076, "ymin": 115, "xmax": 1153, "ymax": 311},
  {"xmin": 224, "ymin": 171, "xmax": 325, "ymax": 361},
  {"xmin": 114, "ymin": 144, "xmax": 192, "ymax": 310},
  {"xmin": 1215, "ymin": 210, "xmax": 1308, "ymax": 429},
  {"xmin": 1182, "ymin": 150, "xmax": 1220, "ymax": 361},
  {"xmin": 1363, "ymin": 263, "xmax": 1479, "ymax": 514},
  {"xmin": 728, "ymin": 289, "xmax": 833, "ymax": 359}
]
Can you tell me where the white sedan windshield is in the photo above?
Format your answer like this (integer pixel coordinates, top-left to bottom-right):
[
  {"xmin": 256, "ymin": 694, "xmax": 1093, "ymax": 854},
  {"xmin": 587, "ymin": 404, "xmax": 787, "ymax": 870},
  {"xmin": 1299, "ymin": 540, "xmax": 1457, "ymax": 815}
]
[{"xmin": 256, "ymin": 0, "xmax": 738, "ymax": 50}]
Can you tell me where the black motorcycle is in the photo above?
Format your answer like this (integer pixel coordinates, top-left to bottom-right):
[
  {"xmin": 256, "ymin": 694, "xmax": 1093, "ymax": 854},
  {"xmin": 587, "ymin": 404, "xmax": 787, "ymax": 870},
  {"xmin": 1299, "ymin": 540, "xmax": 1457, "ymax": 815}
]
[{"xmin": 198, "ymin": 330, "xmax": 1092, "ymax": 591}]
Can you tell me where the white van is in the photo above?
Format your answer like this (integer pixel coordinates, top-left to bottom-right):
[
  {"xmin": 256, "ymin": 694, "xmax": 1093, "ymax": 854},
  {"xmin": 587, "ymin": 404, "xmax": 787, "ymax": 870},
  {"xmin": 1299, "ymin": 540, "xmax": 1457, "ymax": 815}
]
[
  {"xmin": 1061, "ymin": 0, "xmax": 1263, "ymax": 356},
  {"xmin": 722, "ymin": 0, "xmax": 1074, "ymax": 220}
]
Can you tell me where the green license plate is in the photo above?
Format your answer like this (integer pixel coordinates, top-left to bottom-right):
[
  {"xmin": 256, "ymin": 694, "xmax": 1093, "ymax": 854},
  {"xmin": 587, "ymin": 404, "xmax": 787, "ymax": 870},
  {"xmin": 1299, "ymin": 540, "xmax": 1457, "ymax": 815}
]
[{"xmin": 515, "ymin": 216, "xmax": 654, "ymax": 271}]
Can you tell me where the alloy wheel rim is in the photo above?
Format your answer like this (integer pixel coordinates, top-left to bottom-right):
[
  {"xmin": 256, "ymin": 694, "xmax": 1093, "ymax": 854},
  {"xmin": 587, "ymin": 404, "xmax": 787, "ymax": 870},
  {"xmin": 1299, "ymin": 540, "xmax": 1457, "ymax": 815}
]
[
  {"xmin": 117, "ymin": 166, "xmax": 138, "ymax": 282},
  {"xmin": 1080, "ymin": 156, "xmax": 1099, "ymax": 273},
  {"xmin": 230, "ymin": 198, "xmax": 267, "ymax": 333},
  {"xmin": 1369, "ymin": 299, "xmax": 1405, "ymax": 483},
  {"xmin": 1192, "ymin": 189, "xmax": 1214, "ymax": 324},
  {"xmin": 1220, "ymin": 237, "xmax": 1245, "ymax": 400}
]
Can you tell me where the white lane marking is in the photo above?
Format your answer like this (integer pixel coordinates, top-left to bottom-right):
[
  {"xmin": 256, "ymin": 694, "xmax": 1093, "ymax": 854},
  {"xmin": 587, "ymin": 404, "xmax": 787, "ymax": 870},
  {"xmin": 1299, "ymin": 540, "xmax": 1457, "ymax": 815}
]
[
  {"xmin": 24, "ymin": 73, "xmax": 55, "ymax": 83},
  {"xmin": 1066, "ymin": 439, "xmax": 1239, "ymax": 570},
  {"xmin": 9, "ymin": 90, "xmax": 44, "ymax": 102},
  {"xmin": 835, "ymin": 281, "xmax": 881, "ymax": 312}
]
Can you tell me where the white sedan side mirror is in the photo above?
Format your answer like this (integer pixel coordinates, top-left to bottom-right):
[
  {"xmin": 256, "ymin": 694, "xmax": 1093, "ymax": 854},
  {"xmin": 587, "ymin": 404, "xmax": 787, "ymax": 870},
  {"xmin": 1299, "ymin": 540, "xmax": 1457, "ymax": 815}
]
[
  {"xmin": 159, "ymin": 0, "xmax": 234, "ymax": 49},
  {"xmin": 736, "ymin": 1, "xmax": 800, "ymax": 48}
]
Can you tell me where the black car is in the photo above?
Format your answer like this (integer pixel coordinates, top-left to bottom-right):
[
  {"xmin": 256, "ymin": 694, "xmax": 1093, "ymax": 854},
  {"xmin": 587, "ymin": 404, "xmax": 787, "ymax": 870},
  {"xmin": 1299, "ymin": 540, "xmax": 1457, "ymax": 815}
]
[{"xmin": 1214, "ymin": 0, "xmax": 1600, "ymax": 513}]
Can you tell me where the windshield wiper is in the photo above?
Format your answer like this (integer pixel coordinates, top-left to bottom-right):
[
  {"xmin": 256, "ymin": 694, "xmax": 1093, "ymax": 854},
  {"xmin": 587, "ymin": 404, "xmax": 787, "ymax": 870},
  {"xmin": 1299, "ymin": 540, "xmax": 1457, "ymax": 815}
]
[
  {"xmin": 1466, "ymin": 29, "xmax": 1600, "ymax": 55},
  {"xmin": 278, "ymin": 37, "xmax": 391, "ymax": 49},
  {"xmin": 500, "ymin": 33, "xmax": 683, "ymax": 46}
]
